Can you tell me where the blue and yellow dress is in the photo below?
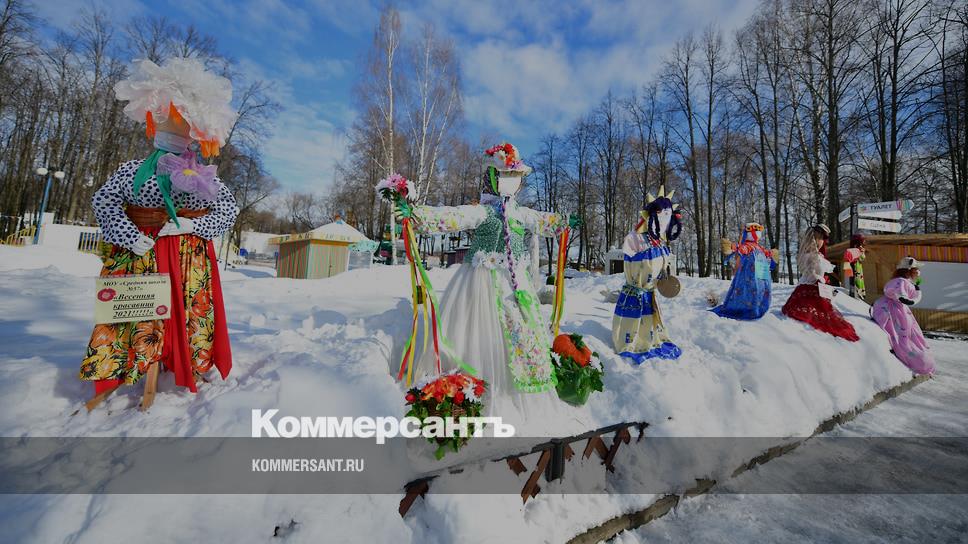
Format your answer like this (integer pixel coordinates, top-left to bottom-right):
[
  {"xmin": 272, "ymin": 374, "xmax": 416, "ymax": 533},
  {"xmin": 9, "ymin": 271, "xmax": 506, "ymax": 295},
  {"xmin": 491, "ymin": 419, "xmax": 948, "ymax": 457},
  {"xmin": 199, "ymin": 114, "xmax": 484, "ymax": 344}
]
[{"xmin": 612, "ymin": 230, "xmax": 681, "ymax": 363}]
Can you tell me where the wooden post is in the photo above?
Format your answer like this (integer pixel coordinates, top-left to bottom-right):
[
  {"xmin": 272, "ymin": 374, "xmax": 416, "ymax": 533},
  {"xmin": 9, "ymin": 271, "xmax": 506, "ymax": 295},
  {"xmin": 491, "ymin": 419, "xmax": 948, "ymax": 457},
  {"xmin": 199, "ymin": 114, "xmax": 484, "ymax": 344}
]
[
  {"xmin": 139, "ymin": 362, "xmax": 160, "ymax": 411},
  {"xmin": 583, "ymin": 434, "xmax": 609, "ymax": 461},
  {"xmin": 398, "ymin": 480, "xmax": 430, "ymax": 517},
  {"xmin": 520, "ymin": 449, "xmax": 552, "ymax": 503},
  {"xmin": 545, "ymin": 440, "xmax": 567, "ymax": 482},
  {"xmin": 85, "ymin": 384, "xmax": 121, "ymax": 412},
  {"xmin": 507, "ymin": 457, "xmax": 527, "ymax": 476},
  {"xmin": 602, "ymin": 426, "xmax": 631, "ymax": 472}
]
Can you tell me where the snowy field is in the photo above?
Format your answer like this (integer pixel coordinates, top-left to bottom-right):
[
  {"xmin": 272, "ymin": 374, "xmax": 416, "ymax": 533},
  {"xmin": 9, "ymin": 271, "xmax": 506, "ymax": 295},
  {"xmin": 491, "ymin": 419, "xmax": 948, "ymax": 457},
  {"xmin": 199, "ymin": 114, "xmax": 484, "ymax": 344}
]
[
  {"xmin": 617, "ymin": 339, "xmax": 968, "ymax": 544},
  {"xmin": 0, "ymin": 244, "xmax": 944, "ymax": 543}
]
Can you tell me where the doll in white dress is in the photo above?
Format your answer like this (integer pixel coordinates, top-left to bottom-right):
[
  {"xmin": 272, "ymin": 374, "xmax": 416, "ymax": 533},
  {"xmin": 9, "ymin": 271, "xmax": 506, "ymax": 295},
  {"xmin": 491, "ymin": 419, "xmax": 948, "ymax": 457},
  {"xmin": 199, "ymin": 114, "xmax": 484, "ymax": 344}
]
[{"xmin": 399, "ymin": 143, "xmax": 579, "ymax": 418}]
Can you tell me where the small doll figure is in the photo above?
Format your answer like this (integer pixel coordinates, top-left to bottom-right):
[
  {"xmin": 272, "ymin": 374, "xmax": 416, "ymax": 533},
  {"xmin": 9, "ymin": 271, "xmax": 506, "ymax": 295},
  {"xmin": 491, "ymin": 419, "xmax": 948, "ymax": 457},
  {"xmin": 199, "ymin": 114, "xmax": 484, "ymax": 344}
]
[
  {"xmin": 842, "ymin": 234, "xmax": 867, "ymax": 301},
  {"xmin": 872, "ymin": 257, "xmax": 935, "ymax": 375},
  {"xmin": 781, "ymin": 224, "xmax": 859, "ymax": 341},
  {"xmin": 612, "ymin": 186, "xmax": 683, "ymax": 363},
  {"xmin": 711, "ymin": 223, "xmax": 777, "ymax": 320}
]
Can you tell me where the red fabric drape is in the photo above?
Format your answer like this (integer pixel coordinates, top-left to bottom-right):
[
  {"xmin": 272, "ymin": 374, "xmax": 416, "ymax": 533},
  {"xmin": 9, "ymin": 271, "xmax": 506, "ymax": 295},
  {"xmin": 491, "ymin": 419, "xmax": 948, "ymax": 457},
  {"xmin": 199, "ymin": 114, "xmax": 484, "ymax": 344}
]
[
  {"xmin": 782, "ymin": 284, "xmax": 859, "ymax": 342},
  {"xmin": 154, "ymin": 235, "xmax": 232, "ymax": 392}
]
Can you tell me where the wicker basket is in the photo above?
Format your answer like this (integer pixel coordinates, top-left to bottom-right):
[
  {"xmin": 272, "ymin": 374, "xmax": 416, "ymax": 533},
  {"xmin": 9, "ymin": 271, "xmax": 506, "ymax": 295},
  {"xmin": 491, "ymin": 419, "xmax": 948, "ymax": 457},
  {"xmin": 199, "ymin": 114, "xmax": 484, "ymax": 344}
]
[{"xmin": 425, "ymin": 405, "xmax": 469, "ymax": 445}]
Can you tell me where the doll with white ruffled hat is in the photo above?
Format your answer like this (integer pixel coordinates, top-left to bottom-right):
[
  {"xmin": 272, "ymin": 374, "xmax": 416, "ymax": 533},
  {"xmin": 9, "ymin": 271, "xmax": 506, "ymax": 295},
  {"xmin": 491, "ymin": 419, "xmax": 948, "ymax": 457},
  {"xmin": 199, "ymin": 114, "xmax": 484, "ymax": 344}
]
[{"xmin": 79, "ymin": 58, "xmax": 240, "ymax": 408}]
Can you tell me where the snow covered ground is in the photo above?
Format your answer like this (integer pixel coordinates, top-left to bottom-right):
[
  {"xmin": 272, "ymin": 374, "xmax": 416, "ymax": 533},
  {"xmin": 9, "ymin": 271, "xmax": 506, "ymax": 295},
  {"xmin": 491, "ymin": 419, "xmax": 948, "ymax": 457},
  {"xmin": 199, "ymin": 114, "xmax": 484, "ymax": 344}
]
[
  {"xmin": 0, "ymin": 244, "xmax": 946, "ymax": 543},
  {"xmin": 615, "ymin": 339, "xmax": 968, "ymax": 544}
]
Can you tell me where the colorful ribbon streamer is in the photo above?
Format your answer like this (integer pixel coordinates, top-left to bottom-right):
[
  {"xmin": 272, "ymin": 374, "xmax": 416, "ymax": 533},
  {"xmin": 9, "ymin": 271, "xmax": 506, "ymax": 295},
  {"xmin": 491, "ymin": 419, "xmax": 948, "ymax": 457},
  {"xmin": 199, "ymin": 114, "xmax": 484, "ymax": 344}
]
[
  {"xmin": 395, "ymin": 215, "xmax": 477, "ymax": 387},
  {"xmin": 549, "ymin": 227, "xmax": 570, "ymax": 337}
]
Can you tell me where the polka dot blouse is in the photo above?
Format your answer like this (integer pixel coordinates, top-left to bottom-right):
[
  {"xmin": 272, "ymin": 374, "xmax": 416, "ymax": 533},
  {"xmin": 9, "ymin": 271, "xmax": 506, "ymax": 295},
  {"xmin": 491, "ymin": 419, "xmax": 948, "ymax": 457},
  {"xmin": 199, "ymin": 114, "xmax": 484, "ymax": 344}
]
[{"xmin": 92, "ymin": 158, "xmax": 240, "ymax": 250}]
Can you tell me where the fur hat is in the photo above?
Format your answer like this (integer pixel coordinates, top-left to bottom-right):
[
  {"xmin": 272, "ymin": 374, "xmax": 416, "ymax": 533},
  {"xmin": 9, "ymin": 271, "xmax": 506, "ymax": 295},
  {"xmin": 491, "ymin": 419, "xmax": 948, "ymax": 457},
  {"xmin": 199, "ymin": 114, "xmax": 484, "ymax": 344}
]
[{"xmin": 896, "ymin": 256, "xmax": 922, "ymax": 270}]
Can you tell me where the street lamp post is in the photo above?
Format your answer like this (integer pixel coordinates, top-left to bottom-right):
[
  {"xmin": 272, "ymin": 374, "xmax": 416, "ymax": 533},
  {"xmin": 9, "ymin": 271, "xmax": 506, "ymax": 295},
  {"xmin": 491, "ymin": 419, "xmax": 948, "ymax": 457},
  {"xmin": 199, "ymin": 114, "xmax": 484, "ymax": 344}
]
[{"xmin": 33, "ymin": 167, "xmax": 65, "ymax": 245}]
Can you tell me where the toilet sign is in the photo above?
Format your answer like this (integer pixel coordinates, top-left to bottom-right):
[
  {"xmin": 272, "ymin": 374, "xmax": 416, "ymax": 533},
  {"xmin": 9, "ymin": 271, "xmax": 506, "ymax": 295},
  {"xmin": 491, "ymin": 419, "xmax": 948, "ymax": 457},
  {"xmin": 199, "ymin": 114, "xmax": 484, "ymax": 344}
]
[
  {"xmin": 839, "ymin": 199, "xmax": 913, "ymax": 233},
  {"xmin": 857, "ymin": 200, "xmax": 914, "ymax": 215}
]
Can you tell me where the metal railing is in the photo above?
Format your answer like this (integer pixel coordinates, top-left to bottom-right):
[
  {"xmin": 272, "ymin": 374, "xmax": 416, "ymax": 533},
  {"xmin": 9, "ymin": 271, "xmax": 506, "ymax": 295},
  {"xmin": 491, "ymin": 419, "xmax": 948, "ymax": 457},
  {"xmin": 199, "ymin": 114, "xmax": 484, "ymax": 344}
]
[
  {"xmin": 77, "ymin": 231, "xmax": 103, "ymax": 253},
  {"xmin": 1, "ymin": 226, "xmax": 36, "ymax": 246}
]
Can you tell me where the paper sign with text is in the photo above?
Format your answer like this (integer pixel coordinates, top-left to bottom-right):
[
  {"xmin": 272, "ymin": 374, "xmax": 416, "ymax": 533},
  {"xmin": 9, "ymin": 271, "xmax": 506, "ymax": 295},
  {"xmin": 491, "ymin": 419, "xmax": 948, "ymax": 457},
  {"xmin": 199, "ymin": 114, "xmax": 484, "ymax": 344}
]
[
  {"xmin": 94, "ymin": 274, "xmax": 172, "ymax": 324},
  {"xmin": 754, "ymin": 259, "xmax": 772, "ymax": 280}
]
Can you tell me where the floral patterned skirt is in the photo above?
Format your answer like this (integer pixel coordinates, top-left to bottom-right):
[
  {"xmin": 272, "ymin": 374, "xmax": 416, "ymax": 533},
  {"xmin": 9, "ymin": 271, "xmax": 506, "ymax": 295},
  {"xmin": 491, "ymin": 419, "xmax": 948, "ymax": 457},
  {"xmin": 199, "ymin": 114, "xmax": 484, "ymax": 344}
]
[{"xmin": 79, "ymin": 232, "xmax": 232, "ymax": 391}]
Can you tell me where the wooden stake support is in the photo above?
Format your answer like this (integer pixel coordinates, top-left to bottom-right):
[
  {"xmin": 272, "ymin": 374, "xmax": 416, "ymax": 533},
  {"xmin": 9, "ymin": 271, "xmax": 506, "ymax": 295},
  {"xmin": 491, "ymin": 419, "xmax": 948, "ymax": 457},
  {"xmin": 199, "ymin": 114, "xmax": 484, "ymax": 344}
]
[
  {"xmin": 583, "ymin": 434, "xmax": 608, "ymax": 461},
  {"xmin": 398, "ymin": 480, "xmax": 430, "ymax": 517},
  {"xmin": 563, "ymin": 443, "xmax": 575, "ymax": 461},
  {"xmin": 398, "ymin": 420, "xmax": 652, "ymax": 516},
  {"xmin": 507, "ymin": 457, "xmax": 527, "ymax": 476},
  {"xmin": 84, "ymin": 384, "xmax": 121, "ymax": 412},
  {"xmin": 635, "ymin": 423, "xmax": 649, "ymax": 443},
  {"xmin": 139, "ymin": 361, "xmax": 160, "ymax": 411},
  {"xmin": 520, "ymin": 449, "xmax": 552, "ymax": 504},
  {"xmin": 603, "ymin": 426, "xmax": 631, "ymax": 472}
]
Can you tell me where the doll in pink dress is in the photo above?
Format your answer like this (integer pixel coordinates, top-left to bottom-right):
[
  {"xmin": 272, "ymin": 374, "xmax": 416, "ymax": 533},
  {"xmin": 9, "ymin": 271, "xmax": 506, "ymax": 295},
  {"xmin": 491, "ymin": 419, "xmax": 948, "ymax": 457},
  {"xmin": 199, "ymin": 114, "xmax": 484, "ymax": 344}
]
[{"xmin": 871, "ymin": 256, "xmax": 935, "ymax": 375}]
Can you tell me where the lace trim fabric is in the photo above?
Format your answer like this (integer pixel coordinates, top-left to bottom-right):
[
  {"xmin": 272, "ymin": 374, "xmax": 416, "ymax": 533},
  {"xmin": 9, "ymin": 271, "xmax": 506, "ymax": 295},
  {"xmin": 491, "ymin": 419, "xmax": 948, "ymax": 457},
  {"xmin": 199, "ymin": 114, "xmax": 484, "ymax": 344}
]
[
  {"xmin": 471, "ymin": 250, "xmax": 532, "ymax": 271},
  {"xmin": 412, "ymin": 204, "xmax": 487, "ymax": 234},
  {"xmin": 490, "ymin": 267, "xmax": 555, "ymax": 392}
]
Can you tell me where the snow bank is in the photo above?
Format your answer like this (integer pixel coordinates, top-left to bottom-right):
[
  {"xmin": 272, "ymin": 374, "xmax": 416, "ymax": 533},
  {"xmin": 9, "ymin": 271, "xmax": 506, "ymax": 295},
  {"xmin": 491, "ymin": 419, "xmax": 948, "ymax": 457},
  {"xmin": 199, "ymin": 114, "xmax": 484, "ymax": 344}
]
[{"xmin": 0, "ymin": 246, "xmax": 919, "ymax": 543}]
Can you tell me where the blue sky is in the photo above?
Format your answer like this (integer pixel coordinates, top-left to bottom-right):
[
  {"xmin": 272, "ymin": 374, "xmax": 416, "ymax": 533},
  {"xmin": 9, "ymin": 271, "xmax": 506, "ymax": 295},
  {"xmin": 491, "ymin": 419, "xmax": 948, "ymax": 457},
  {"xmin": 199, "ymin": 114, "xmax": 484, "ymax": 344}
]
[{"xmin": 36, "ymin": 0, "xmax": 760, "ymax": 192}]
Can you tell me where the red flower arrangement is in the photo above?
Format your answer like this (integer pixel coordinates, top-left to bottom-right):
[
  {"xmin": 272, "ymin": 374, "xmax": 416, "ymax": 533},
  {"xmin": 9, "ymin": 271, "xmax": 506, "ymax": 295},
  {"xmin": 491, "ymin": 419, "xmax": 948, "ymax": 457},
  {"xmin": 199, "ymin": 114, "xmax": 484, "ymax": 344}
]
[
  {"xmin": 485, "ymin": 142, "xmax": 523, "ymax": 170},
  {"xmin": 551, "ymin": 333, "xmax": 604, "ymax": 406},
  {"xmin": 405, "ymin": 370, "xmax": 487, "ymax": 459}
]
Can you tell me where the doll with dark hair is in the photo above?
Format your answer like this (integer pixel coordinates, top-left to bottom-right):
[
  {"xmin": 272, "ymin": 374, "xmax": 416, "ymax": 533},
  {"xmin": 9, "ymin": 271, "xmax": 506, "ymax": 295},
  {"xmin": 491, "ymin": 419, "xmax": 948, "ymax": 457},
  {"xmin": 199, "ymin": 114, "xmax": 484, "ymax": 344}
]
[{"xmin": 612, "ymin": 186, "xmax": 683, "ymax": 363}]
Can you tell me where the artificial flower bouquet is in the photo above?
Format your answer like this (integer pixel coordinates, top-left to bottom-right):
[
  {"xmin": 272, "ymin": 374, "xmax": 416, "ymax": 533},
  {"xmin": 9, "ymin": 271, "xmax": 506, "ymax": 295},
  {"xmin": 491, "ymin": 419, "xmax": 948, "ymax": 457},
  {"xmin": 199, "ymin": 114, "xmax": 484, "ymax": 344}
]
[
  {"xmin": 484, "ymin": 142, "xmax": 524, "ymax": 171},
  {"xmin": 551, "ymin": 333, "xmax": 604, "ymax": 406},
  {"xmin": 376, "ymin": 173, "xmax": 418, "ymax": 218},
  {"xmin": 405, "ymin": 370, "xmax": 487, "ymax": 459}
]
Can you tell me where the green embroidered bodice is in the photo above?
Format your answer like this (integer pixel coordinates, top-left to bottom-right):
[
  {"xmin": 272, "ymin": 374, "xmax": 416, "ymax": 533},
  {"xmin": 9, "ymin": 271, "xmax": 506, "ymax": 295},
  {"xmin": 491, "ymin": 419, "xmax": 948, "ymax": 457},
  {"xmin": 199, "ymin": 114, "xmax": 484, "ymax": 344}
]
[{"xmin": 466, "ymin": 205, "xmax": 527, "ymax": 263}]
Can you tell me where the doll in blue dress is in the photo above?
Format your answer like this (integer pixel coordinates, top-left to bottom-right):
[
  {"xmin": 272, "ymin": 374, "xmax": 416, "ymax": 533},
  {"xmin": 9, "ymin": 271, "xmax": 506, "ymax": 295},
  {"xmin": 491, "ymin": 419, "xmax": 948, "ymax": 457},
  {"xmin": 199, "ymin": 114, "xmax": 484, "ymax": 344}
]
[{"xmin": 712, "ymin": 223, "xmax": 777, "ymax": 320}]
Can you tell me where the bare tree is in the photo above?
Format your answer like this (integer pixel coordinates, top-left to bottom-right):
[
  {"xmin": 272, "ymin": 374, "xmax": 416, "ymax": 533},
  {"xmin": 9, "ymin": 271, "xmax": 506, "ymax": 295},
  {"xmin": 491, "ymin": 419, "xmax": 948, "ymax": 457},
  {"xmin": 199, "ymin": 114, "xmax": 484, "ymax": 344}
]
[
  {"xmin": 663, "ymin": 33, "xmax": 708, "ymax": 275},
  {"xmin": 403, "ymin": 22, "xmax": 462, "ymax": 203}
]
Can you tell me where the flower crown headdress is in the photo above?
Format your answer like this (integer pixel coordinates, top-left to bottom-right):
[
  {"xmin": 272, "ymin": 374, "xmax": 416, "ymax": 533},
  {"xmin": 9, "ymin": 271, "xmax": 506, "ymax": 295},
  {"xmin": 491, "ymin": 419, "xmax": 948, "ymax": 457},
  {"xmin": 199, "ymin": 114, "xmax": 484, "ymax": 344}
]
[
  {"xmin": 484, "ymin": 142, "xmax": 532, "ymax": 176},
  {"xmin": 115, "ymin": 57, "xmax": 238, "ymax": 158}
]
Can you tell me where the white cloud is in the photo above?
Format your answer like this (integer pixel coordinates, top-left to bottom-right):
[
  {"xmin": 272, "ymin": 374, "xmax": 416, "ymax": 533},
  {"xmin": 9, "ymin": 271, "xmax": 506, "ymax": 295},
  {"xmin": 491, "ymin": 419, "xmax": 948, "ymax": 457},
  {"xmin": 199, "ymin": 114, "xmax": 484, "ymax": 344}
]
[
  {"xmin": 33, "ymin": 0, "xmax": 145, "ymax": 30},
  {"xmin": 405, "ymin": 0, "xmax": 761, "ymax": 151},
  {"xmin": 282, "ymin": 57, "xmax": 351, "ymax": 82},
  {"xmin": 261, "ymin": 103, "xmax": 348, "ymax": 192},
  {"xmin": 462, "ymin": 40, "xmax": 585, "ymax": 137},
  {"xmin": 232, "ymin": 58, "xmax": 351, "ymax": 192}
]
